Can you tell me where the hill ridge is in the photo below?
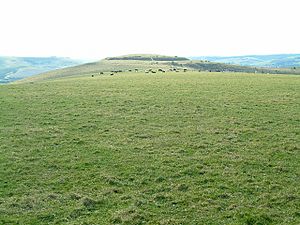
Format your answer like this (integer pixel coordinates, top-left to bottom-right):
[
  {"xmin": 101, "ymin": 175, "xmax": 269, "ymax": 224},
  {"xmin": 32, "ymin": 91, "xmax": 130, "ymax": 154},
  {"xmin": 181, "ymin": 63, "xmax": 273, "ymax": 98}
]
[{"xmin": 15, "ymin": 54, "xmax": 300, "ymax": 83}]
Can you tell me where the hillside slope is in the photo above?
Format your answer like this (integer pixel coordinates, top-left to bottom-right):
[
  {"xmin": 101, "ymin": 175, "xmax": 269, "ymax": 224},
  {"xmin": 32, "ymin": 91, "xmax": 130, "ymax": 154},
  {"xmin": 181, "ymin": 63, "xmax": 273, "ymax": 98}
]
[
  {"xmin": 17, "ymin": 54, "xmax": 300, "ymax": 83},
  {"xmin": 1, "ymin": 72, "xmax": 299, "ymax": 224},
  {"xmin": 0, "ymin": 56, "xmax": 86, "ymax": 83}
]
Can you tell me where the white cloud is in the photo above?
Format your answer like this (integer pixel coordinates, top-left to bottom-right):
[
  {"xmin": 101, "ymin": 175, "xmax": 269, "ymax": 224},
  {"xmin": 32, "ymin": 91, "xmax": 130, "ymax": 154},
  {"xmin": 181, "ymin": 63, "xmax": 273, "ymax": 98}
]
[{"xmin": 0, "ymin": 0, "xmax": 299, "ymax": 59}]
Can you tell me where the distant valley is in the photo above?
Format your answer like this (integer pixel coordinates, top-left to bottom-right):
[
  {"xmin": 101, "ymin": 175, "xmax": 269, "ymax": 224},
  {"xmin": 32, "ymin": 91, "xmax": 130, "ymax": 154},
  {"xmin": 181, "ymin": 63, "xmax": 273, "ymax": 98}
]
[{"xmin": 0, "ymin": 56, "xmax": 88, "ymax": 83}]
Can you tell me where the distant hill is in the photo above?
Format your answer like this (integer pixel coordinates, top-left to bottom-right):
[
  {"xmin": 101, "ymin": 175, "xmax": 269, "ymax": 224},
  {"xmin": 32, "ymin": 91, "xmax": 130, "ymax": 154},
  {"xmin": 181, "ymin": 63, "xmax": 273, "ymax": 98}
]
[
  {"xmin": 190, "ymin": 54, "xmax": 300, "ymax": 68},
  {"xmin": 106, "ymin": 54, "xmax": 189, "ymax": 61},
  {"xmin": 16, "ymin": 54, "xmax": 300, "ymax": 83},
  {"xmin": 0, "ymin": 56, "xmax": 87, "ymax": 83}
]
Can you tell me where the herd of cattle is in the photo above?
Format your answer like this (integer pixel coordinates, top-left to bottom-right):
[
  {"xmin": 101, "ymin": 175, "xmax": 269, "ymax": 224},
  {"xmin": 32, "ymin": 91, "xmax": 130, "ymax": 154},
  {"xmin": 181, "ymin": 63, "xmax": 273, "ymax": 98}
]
[{"xmin": 91, "ymin": 68, "xmax": 189, "ymax": 77}]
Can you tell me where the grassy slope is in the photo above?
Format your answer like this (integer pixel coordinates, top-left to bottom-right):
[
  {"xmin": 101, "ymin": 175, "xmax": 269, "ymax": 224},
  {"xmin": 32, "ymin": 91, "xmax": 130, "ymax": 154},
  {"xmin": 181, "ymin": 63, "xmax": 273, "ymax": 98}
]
[
  {"xmin": 15, "ymin": 59, "xmax": 173, "ymax": 83},
  {"xmin": 1, "ymin": 72, "xmax": 300, "ymax": 224}
]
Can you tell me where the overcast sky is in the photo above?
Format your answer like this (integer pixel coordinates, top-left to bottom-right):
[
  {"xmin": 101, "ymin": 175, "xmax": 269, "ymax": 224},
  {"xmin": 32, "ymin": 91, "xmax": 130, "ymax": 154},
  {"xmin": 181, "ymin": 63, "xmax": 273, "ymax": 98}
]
[{"xmin": 1, "ymin": 0, "xmax": 299, "ymax": 59}]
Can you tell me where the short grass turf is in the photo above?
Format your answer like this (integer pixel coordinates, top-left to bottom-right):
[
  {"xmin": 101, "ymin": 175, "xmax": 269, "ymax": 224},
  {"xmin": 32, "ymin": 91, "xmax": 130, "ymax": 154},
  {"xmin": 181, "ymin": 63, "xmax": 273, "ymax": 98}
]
[{"xmin": 0, "ymin": 72, "xmax": 299, "ymax": 224}]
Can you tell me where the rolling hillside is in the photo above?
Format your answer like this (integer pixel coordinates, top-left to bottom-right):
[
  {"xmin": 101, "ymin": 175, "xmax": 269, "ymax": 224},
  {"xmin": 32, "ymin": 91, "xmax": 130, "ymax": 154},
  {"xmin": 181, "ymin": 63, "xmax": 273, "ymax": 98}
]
[
  {"xmin": 191, "ymin": 54, "xmax": 300, "ymax": 68},
  {"xmin": 1, "ymin": 71, "xmax": 299, "ymax": 224},
  {"xmin": 16, "ymin": 54, "xmax": 300, "ymax": 83},
  {"xmin": 0, "ymin": 56, "xmax": 86, "ymax": 83}
]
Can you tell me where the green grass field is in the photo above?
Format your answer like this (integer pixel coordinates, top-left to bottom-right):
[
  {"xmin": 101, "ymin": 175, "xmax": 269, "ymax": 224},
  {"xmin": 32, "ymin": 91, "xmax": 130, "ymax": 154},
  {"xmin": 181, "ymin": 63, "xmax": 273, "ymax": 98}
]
[{"xmin": 1, "ymin": 71, "xmax": 299, "ymax": 224}]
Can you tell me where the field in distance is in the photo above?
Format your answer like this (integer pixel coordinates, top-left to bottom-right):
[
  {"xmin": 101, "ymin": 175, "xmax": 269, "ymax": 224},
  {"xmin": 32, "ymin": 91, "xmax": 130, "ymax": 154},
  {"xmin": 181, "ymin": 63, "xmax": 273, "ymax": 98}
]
[
  {"xmin": 1, "ymin": 71, "xmax": 299, "ymax": 224},
  {"xmin": 16, "ymin": 54, "xmax": 300, "ymax": 83}
]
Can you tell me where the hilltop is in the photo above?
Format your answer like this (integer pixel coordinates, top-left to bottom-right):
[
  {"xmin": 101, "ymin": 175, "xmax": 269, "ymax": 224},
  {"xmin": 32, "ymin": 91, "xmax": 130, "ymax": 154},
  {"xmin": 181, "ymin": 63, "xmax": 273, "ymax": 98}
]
[
  {"xmin": 16, "ymin": 54, "xmax": 300, "ymax": 83},
  {"xmin": 105, "ymin": 54, "xmax": 189, "ymax": 61},
  {"xmin": 0, "ymin": 56, "xmax": 86, "ymax": 83}
]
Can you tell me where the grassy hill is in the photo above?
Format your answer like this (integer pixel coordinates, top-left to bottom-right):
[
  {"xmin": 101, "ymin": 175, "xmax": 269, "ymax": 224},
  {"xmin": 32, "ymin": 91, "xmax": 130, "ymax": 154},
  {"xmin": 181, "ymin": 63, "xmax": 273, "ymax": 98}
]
[
  {"xmin": 1, "ymin": 71, "xmax": 299, "ymax": 224},
  {"xmin": 0, "ymin": 56, "xmax": 86, "ymax": 84},
  {"xmin": 105, "ymin": 54, "xmax": 189, "ymax": 61},
  {"xmin": 16, "ymin": 54, "xmax": 300, "ymax": 83},
  {"xmin": 192, "ymin": 54, "xmax": 300, "ymax": 68}
]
